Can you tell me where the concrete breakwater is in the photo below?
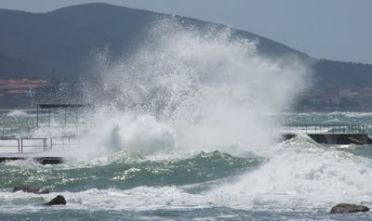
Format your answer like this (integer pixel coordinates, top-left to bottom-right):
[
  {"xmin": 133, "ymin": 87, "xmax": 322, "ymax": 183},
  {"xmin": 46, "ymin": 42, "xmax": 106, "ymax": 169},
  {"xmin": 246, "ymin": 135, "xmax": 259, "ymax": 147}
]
[
  {"xmin": 282, "ymin": 133, "xmax": 372, "ymax": 145},
  {"xmin": 281, "ymin": 124, "xmax": 372, "ymax": 145}
]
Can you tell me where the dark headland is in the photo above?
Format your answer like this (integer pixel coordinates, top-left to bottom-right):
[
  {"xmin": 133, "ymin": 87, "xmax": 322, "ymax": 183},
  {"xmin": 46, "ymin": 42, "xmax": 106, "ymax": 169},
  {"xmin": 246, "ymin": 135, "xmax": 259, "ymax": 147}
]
[{"xmin": 0, "ymin": 3, "xmax": 371, "ymax": 111}]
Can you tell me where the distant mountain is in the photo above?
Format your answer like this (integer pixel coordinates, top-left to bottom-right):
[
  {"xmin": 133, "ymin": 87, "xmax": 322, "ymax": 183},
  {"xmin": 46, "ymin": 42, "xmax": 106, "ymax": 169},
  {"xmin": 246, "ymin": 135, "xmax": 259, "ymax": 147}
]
[
  {"xmin": 0, "ymin": 3, "xmax": 307, "ymax": 81},
  {"xmin": 0, "ymin": 3, "xmax": 371, "ymax": 110}
]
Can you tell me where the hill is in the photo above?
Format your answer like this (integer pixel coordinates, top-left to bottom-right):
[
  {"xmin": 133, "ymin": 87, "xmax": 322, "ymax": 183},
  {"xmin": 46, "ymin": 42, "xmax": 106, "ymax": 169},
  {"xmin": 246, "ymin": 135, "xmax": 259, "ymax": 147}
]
[{"xmin": 0, "ymin": 3, "xmax": 371, "ymax": 110}]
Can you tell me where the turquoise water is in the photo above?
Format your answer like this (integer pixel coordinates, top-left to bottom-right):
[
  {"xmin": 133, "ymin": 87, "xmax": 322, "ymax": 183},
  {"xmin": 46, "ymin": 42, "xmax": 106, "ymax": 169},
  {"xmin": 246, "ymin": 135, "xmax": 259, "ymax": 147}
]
[
  {"xmin": 1, "ymin": 208, "xmax": 372, "ymax": 221},
  {"xmin": 1, "ymin": 112, "xmax": 372, "ymax": 220}
]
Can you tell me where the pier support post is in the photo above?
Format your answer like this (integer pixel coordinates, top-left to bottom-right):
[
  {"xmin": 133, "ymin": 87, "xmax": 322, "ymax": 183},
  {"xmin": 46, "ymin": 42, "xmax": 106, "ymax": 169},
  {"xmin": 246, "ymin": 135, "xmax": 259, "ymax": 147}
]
[
  {"xmin": 36, "ymin": 105, "xmax": 39, "ymax": 128},
  {"xmin": 17, "ymin": 138, "xmax": 21, "ymax": 153},
  {"xmin": 43, "ymin": 138, "xmax": 47, "ymax": 151},
  {"xmin": 20, "ymin": 138, "xmax": 23, "ymax": 153}
]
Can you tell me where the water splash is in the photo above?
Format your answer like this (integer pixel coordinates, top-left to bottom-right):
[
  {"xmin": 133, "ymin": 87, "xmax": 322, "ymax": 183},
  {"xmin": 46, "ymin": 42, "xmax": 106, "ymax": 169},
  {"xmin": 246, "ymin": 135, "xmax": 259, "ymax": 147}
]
[{"xmin": 80, "ymin": 19, "xmax": 309, "ymax": 157}]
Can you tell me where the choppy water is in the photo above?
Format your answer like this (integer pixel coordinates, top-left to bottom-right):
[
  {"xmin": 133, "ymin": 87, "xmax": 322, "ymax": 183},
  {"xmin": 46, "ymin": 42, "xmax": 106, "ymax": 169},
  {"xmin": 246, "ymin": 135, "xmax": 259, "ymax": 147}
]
[
  {"xmin": 1, "ymin": 18, "xmax": 370, "ymax": 221},
  {"xmin": 1, "ymin": 112, "xmax": 372, "ymax": 220}
]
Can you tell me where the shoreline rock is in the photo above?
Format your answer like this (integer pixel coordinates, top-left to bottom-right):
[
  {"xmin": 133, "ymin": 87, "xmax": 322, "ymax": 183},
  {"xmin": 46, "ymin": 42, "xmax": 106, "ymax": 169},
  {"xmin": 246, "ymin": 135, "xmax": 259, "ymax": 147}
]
[
  {"xmin": 45, "ymin": 195, "xmax": 66, "ymax": 206},
  {"xmin": 330, "ymin": 203, "xmax": 369, "ymax": 214}
]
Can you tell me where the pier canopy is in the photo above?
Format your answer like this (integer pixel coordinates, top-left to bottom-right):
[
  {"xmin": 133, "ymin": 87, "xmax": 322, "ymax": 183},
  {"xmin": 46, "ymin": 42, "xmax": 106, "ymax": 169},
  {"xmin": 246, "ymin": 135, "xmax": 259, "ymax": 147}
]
[
  {"xmin": 36, "ymin": 103, "xmax": 92, "ymax": 128},
  {"xmin": 38, "ymin": 104, "xmax": 87, "ymax": 109}
]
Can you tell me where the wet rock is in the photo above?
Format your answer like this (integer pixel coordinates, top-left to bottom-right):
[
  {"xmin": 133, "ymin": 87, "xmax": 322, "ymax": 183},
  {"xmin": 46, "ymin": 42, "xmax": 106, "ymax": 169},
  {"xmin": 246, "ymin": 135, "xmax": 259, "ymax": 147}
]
[
  {"xmin": 45, "ymin": 195, "xmax": 66, "ymax": 206},
  {"xmin": 280, "ymin": 133, "xmax": 296, "ymax": 142},
  {"xmin": 330, "ymin": 203, "xmax": 369, "ymax": 214},
  {"xmin": 13, "ymin": 186, "xmax": 50, "ymax": 194}
]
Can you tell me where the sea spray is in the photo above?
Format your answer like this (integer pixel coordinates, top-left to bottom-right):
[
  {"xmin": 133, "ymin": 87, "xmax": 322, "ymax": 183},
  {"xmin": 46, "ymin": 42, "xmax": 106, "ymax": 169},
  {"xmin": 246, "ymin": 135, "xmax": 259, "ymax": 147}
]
[
  {"xmin": 79, "ymin": 18, "xmax": 309, "ymax": 158},
  {"xmin": 75, "ymin": 19, "xmax": 372, "ymax": 209}
]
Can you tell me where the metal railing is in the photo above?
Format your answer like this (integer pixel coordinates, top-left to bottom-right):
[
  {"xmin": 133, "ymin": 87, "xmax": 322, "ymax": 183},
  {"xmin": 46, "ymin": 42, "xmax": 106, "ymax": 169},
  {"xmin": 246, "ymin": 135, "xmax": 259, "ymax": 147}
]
[
  {"xmin": 0, "ymin": 137, "xmax": 48, "ymax": 153},
  {"xmin": 0, "ymin": 137, "xmax": 21, "ymax": 152},
  {"xmin": 281, "ymin": 123, "xmax": 368, "ymax": 134},
  {"xmin": 0, "ymin": 105, "xmax": 91, "ymax": 154},
  {"xmin": 0, "ymin": 135, "xmax": 80, "ymax": 153}
]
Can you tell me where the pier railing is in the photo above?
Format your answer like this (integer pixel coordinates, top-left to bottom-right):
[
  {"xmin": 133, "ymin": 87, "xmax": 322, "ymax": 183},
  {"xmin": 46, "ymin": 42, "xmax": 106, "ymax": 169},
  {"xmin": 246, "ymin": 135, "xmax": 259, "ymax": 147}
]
[
  {"xmin": 281, "ymin": 123, "xmax": 368, "ymax": 134},
  {"xmin": 0, "ymin": 104, "xmax": 91, "ymax": 154},
  {"xmin": 0, "ymin": 135, "xmax": 80, "ymax": 153}
]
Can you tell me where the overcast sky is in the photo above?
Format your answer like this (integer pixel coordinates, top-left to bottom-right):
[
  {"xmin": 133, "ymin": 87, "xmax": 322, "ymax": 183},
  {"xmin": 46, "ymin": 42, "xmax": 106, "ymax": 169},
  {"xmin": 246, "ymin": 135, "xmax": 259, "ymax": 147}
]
[{"xmin": 0, "ymin": 0, "xmax": 371, "ymax": 64}]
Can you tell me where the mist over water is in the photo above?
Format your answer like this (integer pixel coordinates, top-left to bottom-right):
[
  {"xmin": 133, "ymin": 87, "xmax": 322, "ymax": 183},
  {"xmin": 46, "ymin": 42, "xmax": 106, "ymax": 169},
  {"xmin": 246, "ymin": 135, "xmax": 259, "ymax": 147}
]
[{"xmin": 83, "ymin": 19, "xmax": 309, "ymax": 157}]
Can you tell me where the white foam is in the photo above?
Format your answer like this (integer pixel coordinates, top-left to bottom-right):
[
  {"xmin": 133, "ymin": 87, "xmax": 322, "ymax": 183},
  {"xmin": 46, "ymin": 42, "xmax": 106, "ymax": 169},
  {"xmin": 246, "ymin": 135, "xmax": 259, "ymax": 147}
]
[
  {"xmin": 3, "ymin": 140, "xmax": 372, "ymax": 213},
  {"xmin": 214, "ymin": 141, "xmax": 372, "ymax": 208}
]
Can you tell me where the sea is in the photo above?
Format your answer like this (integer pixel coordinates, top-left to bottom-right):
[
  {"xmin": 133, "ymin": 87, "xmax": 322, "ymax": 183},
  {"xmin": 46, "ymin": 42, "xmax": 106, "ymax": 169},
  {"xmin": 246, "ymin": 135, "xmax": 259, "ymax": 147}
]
[
  {"xmin": 1, "ymin": 111, "xmax": 372, "ymax": 221},
  {"xmin": 1, "ymin": 18, "xmax": 371, "ymax": 221}
]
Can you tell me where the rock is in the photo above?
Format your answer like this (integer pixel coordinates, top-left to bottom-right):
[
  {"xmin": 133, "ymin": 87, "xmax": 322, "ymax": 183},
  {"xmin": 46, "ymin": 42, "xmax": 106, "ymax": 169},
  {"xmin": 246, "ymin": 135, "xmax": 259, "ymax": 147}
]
[
  {"xmin": 45, "ymin": 195, "xmax": 66, "ymax": 206},
  {"xmin": 13, "ymin": 186, "xmax": 50, "ymax": 194},
  {"xmin": 330, "ymin": 203, "xmax": 369, "ymax": 214}
]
